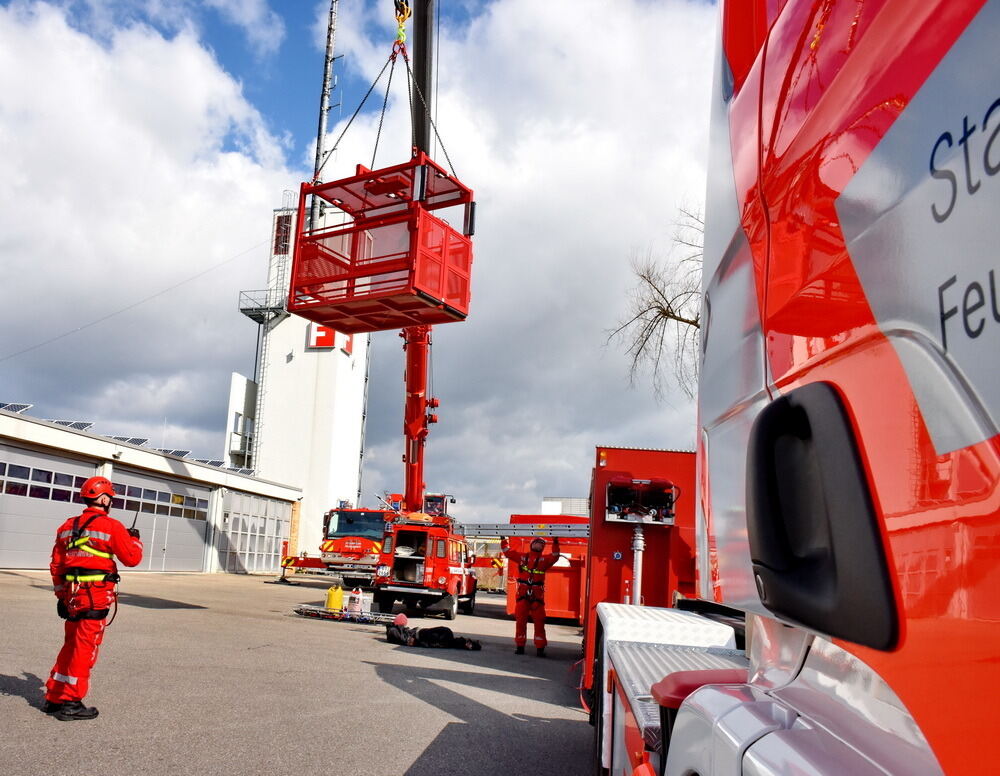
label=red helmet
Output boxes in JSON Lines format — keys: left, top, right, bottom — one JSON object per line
{"left": 80, "top": 476, "right": 115, "bottom": 501}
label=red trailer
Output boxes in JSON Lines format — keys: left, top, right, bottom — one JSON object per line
{"left": 581, "top": 447, "right": 698, "bottom": 698}
{"left": 503, "top": 514, "right": 589, "bottom": 623}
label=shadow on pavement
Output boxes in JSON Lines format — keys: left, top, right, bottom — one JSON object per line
{"left": 367, "top": 660, "right": 589, "bottom": 776}
{"left": 0, "top": 671, "right": 46, "bottom": 710}
{"left": 117, "top": 592, "right": 207, "bottom": 610}
{"left": 0, "top": 570, "right": 53, "bottom": 592}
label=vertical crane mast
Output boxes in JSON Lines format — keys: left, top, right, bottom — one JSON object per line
{"left": 310, "top": 0, "right": 339, "bottom": 232}
{"left": 401, "top": 0, "right": 436, "bottom": 513}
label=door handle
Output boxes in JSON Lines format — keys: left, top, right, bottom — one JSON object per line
{"left": 746, "top": 381, "right": 897, "bottom": 650}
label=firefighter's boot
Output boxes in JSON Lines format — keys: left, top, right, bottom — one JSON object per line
{"left": 515, "top": 645, "right": 525, "bottom": 655}
{"left": 41, "top": 700, "right": 62, "bottom": 714}
{"left": 536, "top": 647, "right": 546, "bottom": 658}
{"left": 55, "top": 701, "right": 99, "bottom": 721}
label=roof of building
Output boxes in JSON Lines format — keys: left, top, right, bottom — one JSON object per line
{"left": 0, "top": 407, "right": 300, "bottom": 500}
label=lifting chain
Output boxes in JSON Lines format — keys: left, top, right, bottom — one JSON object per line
{"left": 315, "top": 0, "right": 458, "bottom": 179}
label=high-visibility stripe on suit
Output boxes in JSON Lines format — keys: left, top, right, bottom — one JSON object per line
{"left": 46, "top": 506, "right": 143, "bottom": 704}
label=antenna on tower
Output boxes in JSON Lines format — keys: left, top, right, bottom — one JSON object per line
{"left": 310, "top": 0, "right": 341, "bottom": 233}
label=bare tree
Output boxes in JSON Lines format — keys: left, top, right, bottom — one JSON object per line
{"left": 611, "top": 206, "right": 703, "bottom": 400}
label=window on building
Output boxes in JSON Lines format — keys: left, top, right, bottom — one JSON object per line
{"left": 31, "top": 469, "right": 52, "bottom": 483}
{"left": 5, "top": 481, "right": 27, "bottom": 496}
{"left": 233, "top": 412, "right": 243, "bottom": 434}
{"left": 273, "top": 214, "right": 292, "bottom": 255}
{"left": 8, "top": 465, "right": 29, "bottom": 479}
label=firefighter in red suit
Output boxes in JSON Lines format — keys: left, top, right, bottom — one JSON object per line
{"left": 501, "top": 536, "right": 560, "bottom": 657}
{"left": 44, "top": 476, "right": 143, "bottom": 721}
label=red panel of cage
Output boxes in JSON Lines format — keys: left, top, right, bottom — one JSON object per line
{"left": 288, "top": 152, "right": 475, "bottom": 334}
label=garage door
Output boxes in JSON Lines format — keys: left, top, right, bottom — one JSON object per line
{"left": 219, "top": 490, "right": 291, "bottom": 573}
{"left": 110, "top": 468, "right": 212, "bottom": 572}
{"left": 0, "top": 443, "right": 98, "bottom": 569}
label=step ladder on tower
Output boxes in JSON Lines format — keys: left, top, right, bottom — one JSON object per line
{"left": 238, "top": 201, "right": 294, "bottom": 470}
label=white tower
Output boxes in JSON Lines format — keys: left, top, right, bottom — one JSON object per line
{"left": 231, "top": 197, "right": 370, "bottom": 554}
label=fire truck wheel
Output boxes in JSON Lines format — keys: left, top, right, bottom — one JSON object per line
{"left": 443, "top": 595, "right": 458, "bottom": 620}
{"left": 459, "top": 592, "right": 476, "bottom": 615}
{"left": 373, "top": 594, "right": 394, "bottom": 614}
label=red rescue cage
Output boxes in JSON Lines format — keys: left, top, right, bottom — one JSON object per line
{"left": 288, "top": 151, "right": 475, "bottom": 333}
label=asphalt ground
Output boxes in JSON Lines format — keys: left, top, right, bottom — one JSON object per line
{"left": 0, "top": 570, "right": 592, "bottom": 776}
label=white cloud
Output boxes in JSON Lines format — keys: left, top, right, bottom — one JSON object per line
{"left": 49, "top": 0, "right": 284, "bottom": 58}
{"left": 325, "top": 0, "right": 715, "bottom": 520}
{"left": 0, "top": 0, "right": 716, "bottom": 522}
{"left": 0, "top": 2, "right": 296, "bottom": 451}
{"left": 204, "top": 0, "right": 285, "bottom": 57}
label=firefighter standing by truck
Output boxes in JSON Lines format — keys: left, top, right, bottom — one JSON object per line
{"left": 501, "top": 536, "right": 560, "bottom": 656}
{"left": 44, "top": 476, "right": 143, "bottom": 721}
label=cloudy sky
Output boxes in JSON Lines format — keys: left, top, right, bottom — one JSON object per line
{"left": 0, "top": 0, "right": 716, "bottom": 521}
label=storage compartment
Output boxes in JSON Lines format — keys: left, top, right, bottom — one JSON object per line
{"left": 392, "top": 529, "right": 429, "bottom": 583}
{"left": 605, "top": 475, "right": 678, "bottom": 525}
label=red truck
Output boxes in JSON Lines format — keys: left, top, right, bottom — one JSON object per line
{"left": 318, "top": 507, "right": 388, "bottom": 588}
{"left": 371, "top": 495, "right": 477, "bottom": 619}
{"left": 589, "top": 2, "right": 1000, "bottom": 775}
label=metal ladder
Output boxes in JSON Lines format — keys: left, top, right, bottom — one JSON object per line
{"left": 250, "top": 242, "right": 291, "bottom": 471}
{"left": 457, "top": 522, "right": 591, "bottom": 539}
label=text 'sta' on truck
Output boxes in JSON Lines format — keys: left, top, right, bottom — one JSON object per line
{"left": 590, "top": 1, "right": 1000, "bottom": 774}
{"left": 371, "top": 493, "right": 477, "bottom": 619}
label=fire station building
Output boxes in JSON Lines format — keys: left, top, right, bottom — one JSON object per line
{"left": 0, "top": 408, "right": 300, "bottom": 573}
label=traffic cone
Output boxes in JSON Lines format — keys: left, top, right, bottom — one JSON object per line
{"left": 325, "top": 584, "right": 344, "bottom": 611}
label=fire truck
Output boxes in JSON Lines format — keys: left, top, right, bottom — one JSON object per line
{"left": 587, "top": 2, "right": 1000, "bottom": 775}
{"left": 371, "top": 494, "right": 477, "bottom": 619}
{"left": 318, "top": 505, "right": 388, "bottom": 587}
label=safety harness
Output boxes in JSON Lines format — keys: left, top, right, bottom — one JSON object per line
{"left": 66, "top": 512, "right": 113, "bottom": 561}
{"left": 58, "top": 511, "right": 120, "bottom": 622}
{"left": 515, "top": 556, "right": 549, "bottom": 603}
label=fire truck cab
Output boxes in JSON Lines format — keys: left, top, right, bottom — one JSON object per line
{"left": 319, "top": 506, "right": 390, "bottom": 587}
{"left": 371, "top": 494, "right": 476, "bottom": 619}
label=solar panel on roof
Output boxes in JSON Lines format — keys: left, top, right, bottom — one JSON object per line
{"left": 0, "top": 402, "right": 33, "bottom": 413}
{"left": 156, "top": 448, "right": 191, "bottom": 458}
{"left": 49, "top": 420, "right": 94, "bottom": 431}
{"left": 108, "top": 436, "right": 150, "bottom": 446}
{"left": 228, "top": 467, "right": 255, "bottom": 476}
{"left": 193, "top": 459, "right": 226, "bottom": 467}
